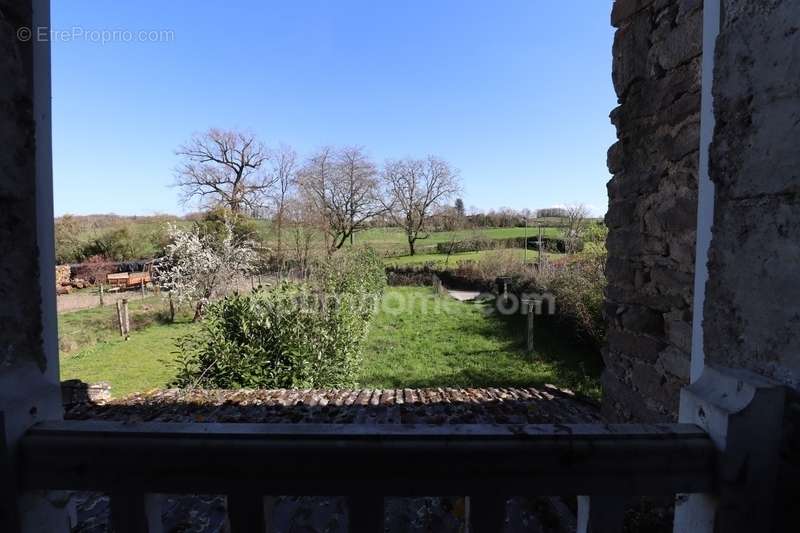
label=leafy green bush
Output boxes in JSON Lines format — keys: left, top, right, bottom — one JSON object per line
{"left": 173, "top": 249, "right": 385, "bottom": 389}
{"left": 583, "top": 221, "right": 608, "bottom": 244}
{"left": 435, "top": 235, "right": 582, "bottom": 254}
{"left": 436, "top": 235, "right": 497, "bottom": 254}
{"left": 55, "top": 215, "right": 86, "bottom": 264}
{"left": 196, "top": 208, "right": 262, "bottom": 248}
{"left": 312, "top": 248, "right": 386, "bottom": 306}
{"left": 81, "top": 228, "right": 152, "bottom": 262}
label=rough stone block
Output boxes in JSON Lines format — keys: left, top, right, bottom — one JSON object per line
{"left": 612, "top": 12, "right": 653, "bottom": 97}
{"left": 650, "top": 5, "right": 702, "bottom": 70}
{"left": 611, "top": 0, "right": 656, "bottom": 27}
{"left": 621, "top": 304, "right": 666, "bottom": 339}
{"left": 606, "top": 329, "right": 668, "bottom": 363}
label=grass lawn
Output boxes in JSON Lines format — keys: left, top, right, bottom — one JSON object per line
{"left": 360, "top": 287, "right": 602, "bottom": 399}
{"left": 58, "top": 295, "right": 170, "bottom": 355}
{"left": 58, "top": 287, "right": 601, "bottom": 399}
{"left": 60, "top": 320, "right": 196, "bottom": 397}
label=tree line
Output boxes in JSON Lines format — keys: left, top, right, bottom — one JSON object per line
{"left": 175, "top": 128, "right": 461, "bottom": 256}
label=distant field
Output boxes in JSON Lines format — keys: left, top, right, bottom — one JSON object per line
{"left": 384, "top": 248, "right": 541, "bottom": 267}
{"left": 353, "top": 226, "right": 556, "bottom": 245}
{"left": 344, "top": 226, "right": 556, "bottom": 255}
{"left": 59, "top": 213, "right": 566, "bottom": 262}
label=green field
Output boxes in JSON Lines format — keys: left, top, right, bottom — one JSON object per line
{"left": 58, "top": 287, "right": 600, "bottom": 399}
{"left": 57, "top": 215, "right": 559, "bottom": 263}
{"left": 361, "top": 287, "right": 600, "bottom": 397}
{"left": 58, "top": 295, "right": 170, "bottom": 355}
{"left": 60, "top": 321, "right": 195, "bottom": 397}
{"left": 352, "top": 226, "right": 556, "bottom": 245}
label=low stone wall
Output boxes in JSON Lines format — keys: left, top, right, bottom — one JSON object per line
{"left": 60, "top": 379, "right": 111, "bottom": 408}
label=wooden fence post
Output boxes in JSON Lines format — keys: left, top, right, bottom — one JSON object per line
{"left": 116, "top": 301, "right": 125, "bottom": 338}
{"left": 140, "top": 279, "right": 145, "bottom": 300}
{"left": 432, "top": 274, "right": 444, "bottom": 295}
{"left": 538, "top": 226, "right": 543, "bottom": 269}
{"left": 526, "top": 301, "right": 535, "bottom": 358}
{"left": 168, "top": 292, "right": 175, "bottom": 323}
{"left": 122, "top": 299, "right": 130, "bottom": 340}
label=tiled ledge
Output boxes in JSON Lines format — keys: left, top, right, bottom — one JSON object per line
{"left": 65, "top": 386, "right": 603, "bottom": 424}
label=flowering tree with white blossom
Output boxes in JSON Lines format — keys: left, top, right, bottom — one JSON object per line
{"left": 155, "top": 222, "right": 256, "bottom": 321}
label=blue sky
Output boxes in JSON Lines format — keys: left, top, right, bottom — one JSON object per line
{"left": 51, "top": 1, "right": 617, "bottom": 217}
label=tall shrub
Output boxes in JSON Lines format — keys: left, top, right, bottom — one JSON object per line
{"left": 174, "top": 249, "right": 385, "bottom": 389}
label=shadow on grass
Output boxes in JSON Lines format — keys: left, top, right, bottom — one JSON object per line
{"left": 444, "top": 300, "right": 603, "bottom": 396}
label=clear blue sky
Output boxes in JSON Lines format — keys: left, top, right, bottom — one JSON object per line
{"left": 52, "top": 1, "right": 617, "bottom": 217}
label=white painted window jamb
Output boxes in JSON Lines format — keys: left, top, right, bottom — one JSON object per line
{"left": 690, "top": 0, "right": 721, "bottom": 383}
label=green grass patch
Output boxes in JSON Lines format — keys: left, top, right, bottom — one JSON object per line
{"left": 360, "top": 287, "right": 602, "bottom": 399}
{"left": 60, "top": 319, "right": 197, "bottom": 397}
{"left": 57, "top": 295, "right": 174, "bottom": 355}
{"left": 257, "top": 225, "right": 563, "bottom": 256}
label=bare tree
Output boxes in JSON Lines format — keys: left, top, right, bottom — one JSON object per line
{"left": 562, "top": 203, "right": 590, "bottom": 254}
{"left": 381, "top": 156, "right": 461, "bottom": 255}
{"left": 175, "top": 129, "right": 276, "bottom": 214}
{"left": 268, "top": 144, "right": 298, "bottom": 259}
{"left": 284, "top": 196, "right": 323, "bottom": 276}
{"left": 298, "top": 146, "right": 385, "bottom": 253}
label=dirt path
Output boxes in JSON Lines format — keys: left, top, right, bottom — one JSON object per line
{"left": 57, "top": 290, "right": 149, "bottom": 313}
{"left": 56, "top": 275, "right": 276, "bottom": 313}
{"left": 446, "top": 289, "right": 481, "bottom": 301}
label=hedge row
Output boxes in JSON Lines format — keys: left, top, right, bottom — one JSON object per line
{"left": 435, "top": 236, "right": 582, "bottom": 254}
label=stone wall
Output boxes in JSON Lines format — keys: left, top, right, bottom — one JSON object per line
{"left": 0, "top": 0, "right": 45, "bottom": 371}
{"left": 705, "top": 0, "right": 799, "bottom": 398}
{"left": 604, "top": 0, "right": 702, "bottom": 422}
{"left": 704, "top": 1, "right": 800, "bottom": 529}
